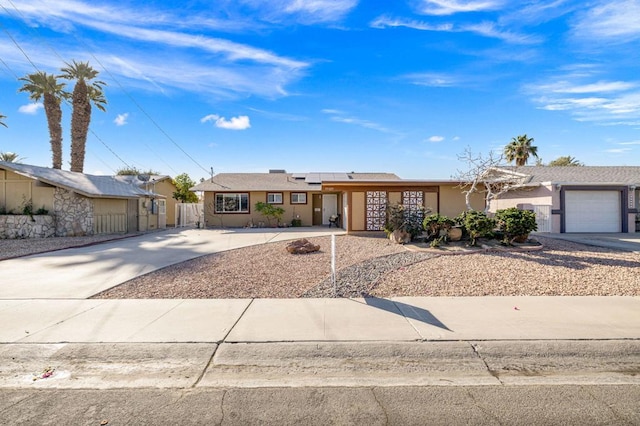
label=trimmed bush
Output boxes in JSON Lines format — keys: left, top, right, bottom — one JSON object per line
{"left": 495, "top": 207, "right": 537, "bottom": 244}
{"left": 462, "top": 210, "right": 495, "bottom": 246}
{"left": 422, "top": 213, "right": 455, "bottom": 239}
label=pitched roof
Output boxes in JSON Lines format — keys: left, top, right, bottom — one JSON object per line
{"left": 0, "top": 162, "right": 159, "bottom": 199}
{"left": 496, "top": 166, "right": 640, "bottom": 185}
{"left": 191, "top": 172, "right": 402, "bottom": 192}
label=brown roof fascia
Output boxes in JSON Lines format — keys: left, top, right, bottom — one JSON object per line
{"left": 322, "top": 180, "right": 464, "bottom": 192}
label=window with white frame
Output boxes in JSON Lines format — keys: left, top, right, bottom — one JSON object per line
{"left": 267, "top": 192, "right": 283, "bottom": 204}
{"left": 291, "top": 192, "right": 307, "bottom": 204}
{"left": 215, "top": 193, "right": 249, "bottom": 213}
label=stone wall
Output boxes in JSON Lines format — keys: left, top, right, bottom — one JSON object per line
{"left": 53, "top": 187, "right": 94, "bottom": 236}
{"left": 0, "top": 215, "right": 55, "bottom": 239}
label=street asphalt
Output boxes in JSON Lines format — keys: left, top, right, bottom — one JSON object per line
{"left": 0, "top": 227, "right": 639, "bottom": 424}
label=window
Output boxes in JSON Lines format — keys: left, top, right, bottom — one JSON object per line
{"left": 215, "top": 193, "right": 249, "bottom": 213}
{"left": 267, "top": 192, "right": 283, "bottom": 204}
{"left": 291, "top": 192, "right": 307, "bottom": 204}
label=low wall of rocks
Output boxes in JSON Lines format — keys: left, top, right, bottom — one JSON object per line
{"left": 0, "top": 215, "right": 56, "bottom": 239}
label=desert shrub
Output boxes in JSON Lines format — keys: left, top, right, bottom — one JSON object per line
{"left": 495, "top": 207, "right": 537, "bottom": 244}
{"left": 422, "top": 213, "right": 455, "bottom": 239}
{"left": 462, "top": 210, "right": 495, "bottom": 246}
{"left": 384, "top": 203, "right": 428, "bottom": 240}
{"left": 255, "top": 202, "right": 285, "bottom": 227}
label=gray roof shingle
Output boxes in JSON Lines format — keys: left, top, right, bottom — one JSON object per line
{"left": 497, "top": 166, "right": 640, "bottom": 185}
{"left": 191, "top": 172, "right": 402, "bottom": 192}
{"left": 0, "top": 162, "right": 158, "bottom": 199}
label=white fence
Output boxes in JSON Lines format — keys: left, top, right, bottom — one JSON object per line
{"left": 532, "top": 205, "right": 552, "bottom": 233}
{"left": 175, "top": 203, "right": 204, "bottom": 228}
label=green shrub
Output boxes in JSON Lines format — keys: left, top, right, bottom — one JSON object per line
{"left": 495, "top": 207, "right": 537, "bottom": 244}
{"left": 422, "top": 213, "right": 455, "bottom": 239}
{"left": 384, "top": 203, "right": 428, "bottom": 240}
{"left": 462, "top": 210, "right": 495, "bottom": 246}
{"left": 21, "top": 199, "right": 33, "bottom": 216}
{"left": 255, "top": 201, "right": 285, "bottom": 227}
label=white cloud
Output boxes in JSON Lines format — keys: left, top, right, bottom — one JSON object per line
{"left": 201, "top": 114, "right": 251, "bottom": 130}
{"left": 428, "top": 135, "right": 445, "bottom": 142}
{"left": 114, "top": 113, "right": 129, "bottom": 126}
{"left": 415, "top": 0, "right": 504, "bottom": 15}
{"left": 239, "top": 0, "right": 358, "bottom": 24}
{"left": 283, "top": 0, "right": 358, "bottom": 23}
{"left": 403, "top": 72, "right": 459, "bottom": 87}
{"left": 0, "top": 1, "right": 308, "bottom": 99}
{"left": 618, "top": 140, "right": 640, "bottom": 145}
{"left": 453, "top": 136, "right": 461, "bottom": 141}
{"left": 370, "top": 16, "right": 453, "bottom": 31}
{"left": 525, "top": 73, "right": 640, "bottom": 126}
{"left": 371, "top": 16, "right": 540, "bottom": 44}
{"left": 18, "top": 103, "right": 43, "bottom": 114}
{"left": 605, "top": 148, "right": 632, "bottom": 153}
{"left": 322, "top": 109, "right": 391, "bottom": 133}
{"left": 572, "top": 0, "right": 640, "bottom": 42}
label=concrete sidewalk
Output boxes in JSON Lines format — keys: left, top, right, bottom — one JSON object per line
{"left": 1, "top": 296, "right": 638, "bottom": 343}
{"left": 0, "top": 296, "right": 638, "bottom": 389}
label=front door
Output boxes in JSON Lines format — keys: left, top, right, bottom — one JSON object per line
{"left": 322, "top": 194, "right": 338, "bottom": 225}
{"left": 312, "top": 194, "right": 323, "bottom": 225}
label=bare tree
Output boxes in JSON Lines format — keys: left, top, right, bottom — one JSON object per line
{"left": 454, "top": 147, "right": 527, "bottom": 213}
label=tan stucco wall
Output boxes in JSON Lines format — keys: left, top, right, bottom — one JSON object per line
{"left": 439, "top": 184, "right": 484, "bottom": 217}
{"left": 489, "top": 185, "right": 555, "bottom": 212}
{"left": 389, "top": 191, "right": 401, "bottom": 205}
{"left": 424, "top": 192, "right": 438, "bottom": 213}
{"left": 203, "top": 191, "right": 316, "bottom": 228}
{"left": 154, "top": 179, "right": 177, "bottom": 226}
{"left": 0, "top": 170, "right": 54, "bottom": 212}
{"left": 93, "top": 198, "right": 128, "bottom": 234}
{"left": 93, "top": 198, "right": 127, "bottom": 215}
{"left": 352, "top": 192, "right": 365, "bottom": 231}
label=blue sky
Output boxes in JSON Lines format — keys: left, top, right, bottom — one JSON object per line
{"left": 0, "top": 0, "right": 639, "bottom": 181}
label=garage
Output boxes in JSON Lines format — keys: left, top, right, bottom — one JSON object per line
{"left": 565, "top": 190, "right": 621, "bottom": 233}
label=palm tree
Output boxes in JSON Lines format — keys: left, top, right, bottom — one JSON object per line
{"left": 59, "top": 60, "right": 107, "bottom": 173}
{"left": 18, "top": 72, "right": 67, "bottom": 169}
{"left": 548, "top": 156, "right": 583, "bottom": 166}
{"left": 504, "top": 134, "right": 538, "bottom": 166}
{"left": 0, "top": 151, "right": 25, "bottom": 162}
{"left": 0, "top": 113, "right": 6, "bottom": 127}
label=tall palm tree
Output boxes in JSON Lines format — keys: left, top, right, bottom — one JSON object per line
{"left": 0, "top": 113, "right": 6, "bottom": 127}
{"left": 504, "top": 134, "right": 538, "bottom": 166}
{"left": 18, "top": 72, "right": 67, "bottom": 169}
{"left": 59, "top": 60, "right": 107, "bottom": 173}
{"left": 0, "top": 151, "right": 25, "bottom": 162}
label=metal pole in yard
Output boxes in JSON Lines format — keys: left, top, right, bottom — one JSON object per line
{"left": 331, "top": 234, "right": 336, "bottom": 296}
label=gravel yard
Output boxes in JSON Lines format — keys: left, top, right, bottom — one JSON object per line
{"left": 2, "top": 232, "right": 638, "bottom": 298}
{"left": 92, "top": 234, "right": 640, "bottom": 299}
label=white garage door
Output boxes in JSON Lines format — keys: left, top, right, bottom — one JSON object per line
{"left": 565, "top": 190, "right": 620, "bottom": 232}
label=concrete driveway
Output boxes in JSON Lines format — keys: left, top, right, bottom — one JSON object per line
{"left": 0, "top": 227, "right": 345, "bottom": 299}
{"left": 538, "top": 233, "right": 640, "bottom": 252}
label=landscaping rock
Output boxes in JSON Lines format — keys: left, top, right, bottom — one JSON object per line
{"left": 286, "top": 239, "right": 320, "bottom": 254}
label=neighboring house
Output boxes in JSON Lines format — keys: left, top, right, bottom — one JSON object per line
{"left": 191, "top": 170, "right": 484, "bottom": 232}
{"left": 114, "top": 174, "right": 178, "bottom": 227}
{"left": 487, "top": 166, "right": 640, "bottom": 233}
{"left": 0, "top": 162, "right": 164, "bottom": 237}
